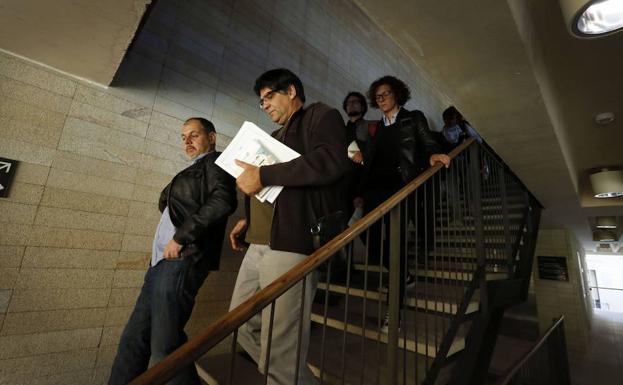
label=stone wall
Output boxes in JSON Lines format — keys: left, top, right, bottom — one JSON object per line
{"left": 0, "top": 0, "right": 451, "bottom": 383}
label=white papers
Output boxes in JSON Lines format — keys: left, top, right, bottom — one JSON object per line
{"left": 215, "top": 121, "right": 300, "bottom": 203}
{"left": 347, "top": 140, "right": 360, "bottom": 159}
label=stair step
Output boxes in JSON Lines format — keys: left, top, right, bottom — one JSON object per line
{"left": 434, "top": 236, "right": 507, "bottom": 245}
{"left": 416, "top": 268, "right": 507, "bottom": 282}
{"left": 428, "top": 247, "right": 508, "bottom": 258}
{"left": 353, "top": 262, "right": 508, "bottom": 281}
{"left": 317, "top": 277, "right": 479, "bottom": 315}
{"left": 435, "top": 203, "right": 525, "bottom": 214}
{"left": 307, "top": 325, "right": 431, "bottom": 385}
{"left": 195, "top": 352, "right": 264, "bottom": 385}
{"left": 310, "top": 297, "right": 467, "bottom": 357}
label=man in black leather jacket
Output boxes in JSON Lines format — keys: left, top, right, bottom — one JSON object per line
{"left": 108, "top": 118, "right": 237, "bottom": 385}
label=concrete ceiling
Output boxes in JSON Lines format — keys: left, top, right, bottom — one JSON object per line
{"left": 354, "top": 0, "right": 623, "bottom": 253}
{"left": 0, "top": 0, "right": 151, "bottom": 86}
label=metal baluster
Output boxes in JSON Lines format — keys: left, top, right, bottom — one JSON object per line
{"left": 340, "top": 244, "right": 353, "bottom": 385}
{"left": 360, "top": 229, "right": 371, "bottom": 385}
{"left": 413, "top": 188, "right": 419, "bottom": 384}
{"left": 402, "top": 199, "right": 408, "bottom": 385}
{"left": 432, "top": 172, "right": 439, "bottom": 358}
{"left": 482, "top": 151, "right": 493, "bottom": 275}
{"left": 499, "top": 166, "right": 512, "bottom": 273}
{"left": 423, "top": 180, "right": 430, "bottom": 370}
{"left": 263, "top": 301, "right": 276, "bottom": 385}
{"left": 376, "top": 215, "right": 386, "bottom": 385}
{"left": 294, "top": 277, "right": 307, "bottom": 385}
{"left": 319, "top": 258, "right": 333, "bottom": 385}
{"left": 387, "top": 204, "right": 401, "bottom": 385}
{"left": 458, "top": 152, "right": 469, "bottom": 309}
{"left": 469, "top": 144, "right": 487, "bottom": 312}
{"left": 227, "top": 329, "right": 238, "bottom": 385}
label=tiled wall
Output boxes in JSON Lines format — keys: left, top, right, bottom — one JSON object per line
{"left": 533, "top": 228, "right": 591, "bottom": 358}
{"left": 0, "top": 0, "right": 451, "bottom": 383}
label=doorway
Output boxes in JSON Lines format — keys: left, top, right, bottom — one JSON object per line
{"left": 586, "top": 254, "right": 623, "bottom": 312}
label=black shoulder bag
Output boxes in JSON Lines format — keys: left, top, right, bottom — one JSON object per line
{"left": 299, "top": 122, "right": 348, "bottom": 279}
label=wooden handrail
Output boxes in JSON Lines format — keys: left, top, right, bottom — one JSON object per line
{"left": 128, "top": 138, "right": 476, "bottom": 385}
{"left": 494, "top": 315, "right": 566, "bottom": 385}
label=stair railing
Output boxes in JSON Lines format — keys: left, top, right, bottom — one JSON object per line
{"left": 126, "top": 137, "right": 539, "bottom": 385}
{"left": 493, "top": 316, "right": 570, "bottom": 385}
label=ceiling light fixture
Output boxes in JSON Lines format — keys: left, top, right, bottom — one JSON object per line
{"left": 595, "top": 216, "right": 618, "bottom": 228}
{"left": 593, "top": 229, "right": 618, "bottom": 241}
{"left": 559, "top": 0, "right": 623, "bottom": 38}
{"left": 595, "top": 112, "right": 616, "bottom": 125}
{"left": 589, "top": 168, "right": 623, "bottom": 198}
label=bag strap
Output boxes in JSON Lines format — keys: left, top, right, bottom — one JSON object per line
{"left": 299, "top": 119, "right": 322, "bottom": 224}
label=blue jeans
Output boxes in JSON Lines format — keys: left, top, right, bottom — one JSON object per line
{"left": 108, "top": 258, "right": 207, "bottom": 385}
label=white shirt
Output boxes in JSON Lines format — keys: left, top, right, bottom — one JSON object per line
{"left": 382, "top": 107, "right": 402, "bottom": 126}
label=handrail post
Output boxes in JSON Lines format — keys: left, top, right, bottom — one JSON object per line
{"left": 469, "top": 144, "right": 488, "bottom": 312}
{"left": 387, "top": 204, "right": 401, "bottom": 385}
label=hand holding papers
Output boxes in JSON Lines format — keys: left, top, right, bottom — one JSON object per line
{"left": 215, "top": 121, "right": 300, "bottom": 203}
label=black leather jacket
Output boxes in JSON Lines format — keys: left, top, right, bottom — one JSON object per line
{"left": 395, "top": 108, "right": 442, "bottom": 183}
{"left": 158, "top": 151, "right": 237, "bottom": 270}
{"left": 361, "top": 108, "right": 441, "bottom": 192}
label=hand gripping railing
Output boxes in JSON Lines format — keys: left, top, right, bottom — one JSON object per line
{"left": 126, "top": 137, "right": 537, "bottom": 385}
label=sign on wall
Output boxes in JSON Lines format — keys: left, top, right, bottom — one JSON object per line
{"left": 0, "top": 157, "right": 18, "bottom": 198}
{"left": 537, "top": 256, "right": 569, "bottom": 281}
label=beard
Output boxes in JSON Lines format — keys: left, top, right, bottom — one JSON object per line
{"left": 347, "top": 110, "right": 362, "bottom": 117}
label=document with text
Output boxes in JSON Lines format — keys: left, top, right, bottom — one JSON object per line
{"left": 215, "top": 121, "right": 300, "bottom": 203}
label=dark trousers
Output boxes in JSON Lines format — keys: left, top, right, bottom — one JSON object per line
{"left": 108, "top": 258, "right": 208, "bottom": 385}
{"left": 363, "top": 184, "right": 435, "bottom": 309}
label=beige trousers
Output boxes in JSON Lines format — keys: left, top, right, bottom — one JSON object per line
{"left": 229, "top": 244, "right": 318, "bottom": 385}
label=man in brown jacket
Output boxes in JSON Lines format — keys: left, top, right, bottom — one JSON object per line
{"left": 228, "top": 68, "right": 350, "bottom": 385}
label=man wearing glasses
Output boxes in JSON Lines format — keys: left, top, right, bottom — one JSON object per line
{"left": 228, "top": 68, "right": 349, "bottom": 385}
{"left": 359, "top": 75, "right": 450, "bottom": 333}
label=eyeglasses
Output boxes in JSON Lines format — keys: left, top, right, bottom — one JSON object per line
{"left": 259, "top": 89, "right": 284, "bottom": 109}
{"left": 374, "top": 90, "right": 393, "bottom": 101}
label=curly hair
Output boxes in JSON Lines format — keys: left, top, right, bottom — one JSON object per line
{"left": 342, "top": 91, "right": 368, "bottom": 116}
{"left": 367, "top": 76, "right": 411, "bottom": 109}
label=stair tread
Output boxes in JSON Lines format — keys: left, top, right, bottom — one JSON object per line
{"left": 318, "top": 276, "right": 479, "bottom": 315}
{"left": 415, "top": 268, "right": 508, "bottom": 281}
{"left": 196, "top": 352, "right": 264, "bottom": 385}
{"left": 310, "top": 297, "right": 467, "bottom": 357}
{"left": 308, "top": 325, "right": 431, "bottom": 385}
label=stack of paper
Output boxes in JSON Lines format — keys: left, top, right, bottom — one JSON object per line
{"left": 215, "top": 121, "right": 300, "bottom": 203}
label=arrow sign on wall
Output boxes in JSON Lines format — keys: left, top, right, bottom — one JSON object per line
{"left": 0, "top": 157, "right": 18, "bottom": 198}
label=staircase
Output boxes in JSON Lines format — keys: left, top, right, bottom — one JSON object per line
{"left": 306, "top": 154, "right": 537, "bottom": 385}
{"left": 127, "top": 139, "right": 542, "bottom": 385}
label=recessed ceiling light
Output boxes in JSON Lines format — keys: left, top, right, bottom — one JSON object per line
{"left": 560, "top": 0, "right": 623, "bottom": 38}
{"left": 594, "top": 229, "right": 618, "bottom": 242}
{"left": 590, "top": 168, "right": 623, "bottom": 198}
{"left": 595, "top": 216, "right": 617, "bottom": 229}
{"left": 595, "top": 112, "right": 615, "bottom": 125}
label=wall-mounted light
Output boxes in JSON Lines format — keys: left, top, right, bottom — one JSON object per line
{"left": 559, "top": 0, "right": 623, "bottom": 38}
{"left": 589, "top": 168, "right": 623, "bottom": 198}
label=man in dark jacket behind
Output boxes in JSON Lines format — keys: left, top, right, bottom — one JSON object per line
{"left": 108, "top": 118, "right": 237, "bottom": 385}
{"left": 228, "top": 68, "right": 350, "bottom": 385}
